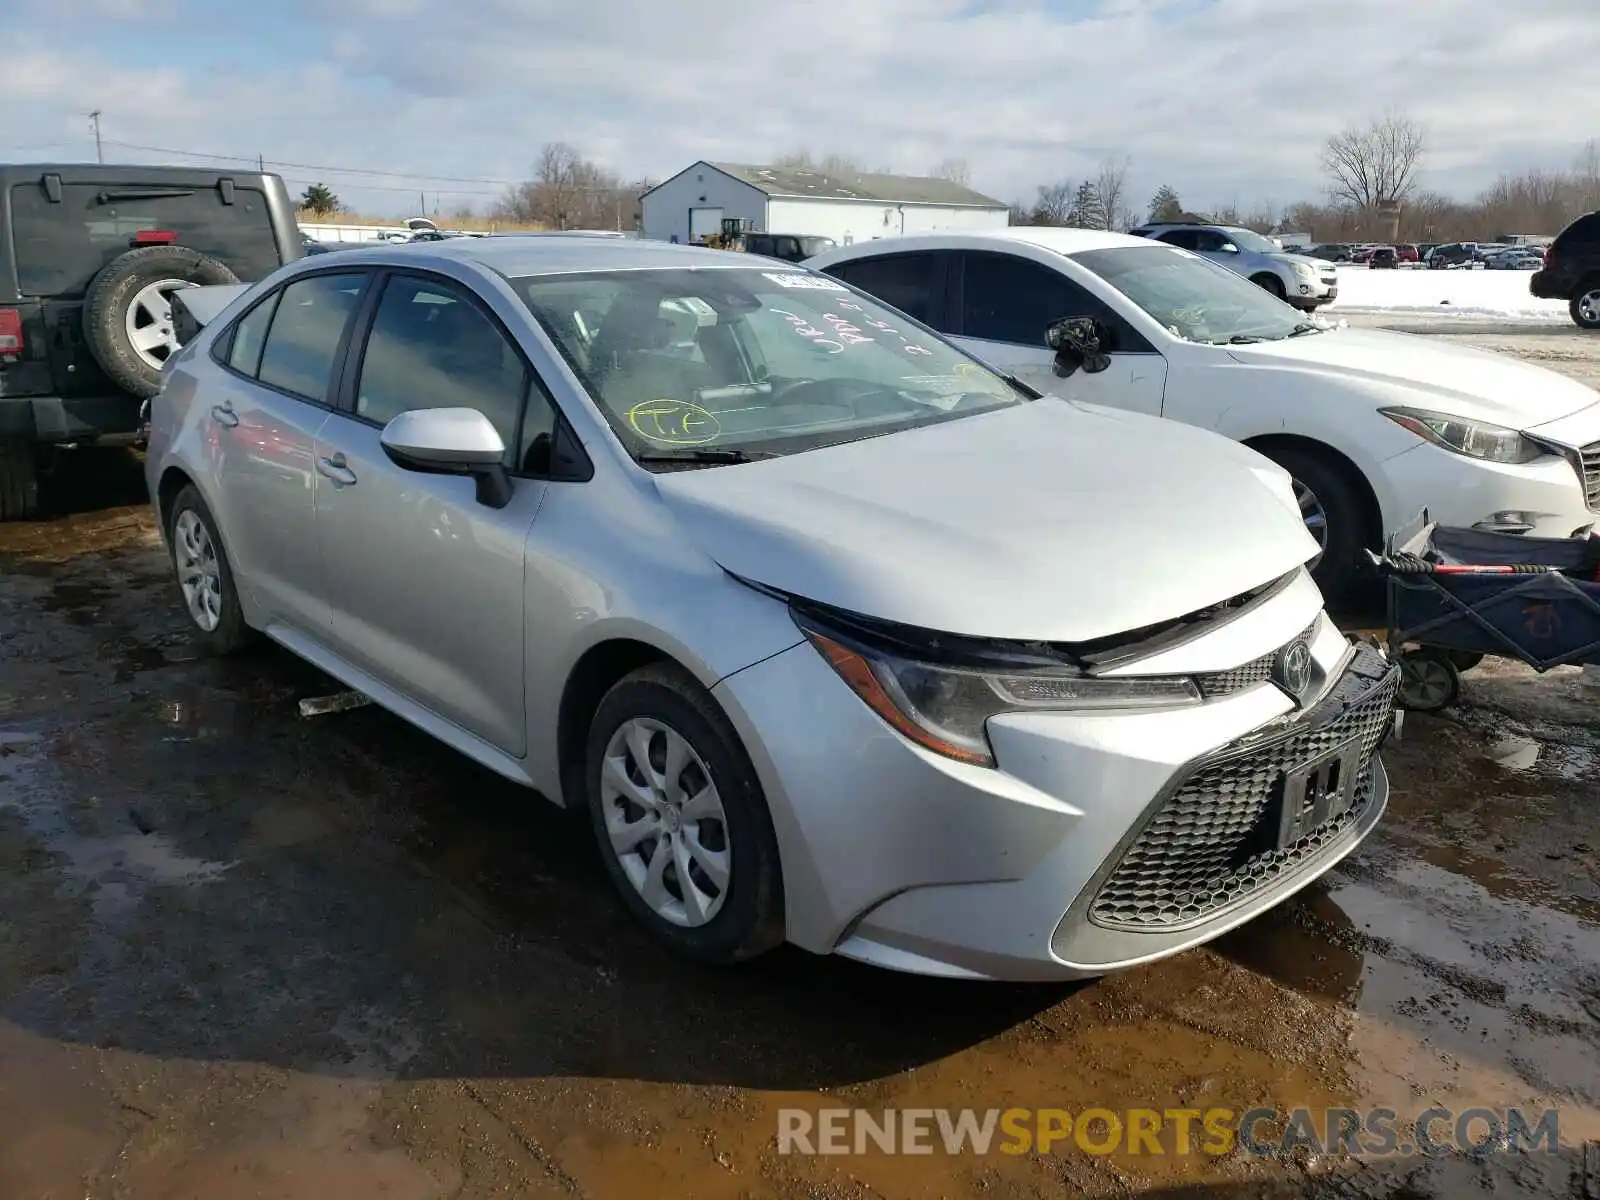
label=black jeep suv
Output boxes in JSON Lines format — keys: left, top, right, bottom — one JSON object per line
{"left": 0, "top": 164, "right": 303, "bottom": 519}
{"left": 1530, "top": 211, "right": 1600, "bottom": 330}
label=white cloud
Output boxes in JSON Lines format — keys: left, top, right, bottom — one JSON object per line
{"left": 2, "top": 0, "right": 1595, "bottom": 216}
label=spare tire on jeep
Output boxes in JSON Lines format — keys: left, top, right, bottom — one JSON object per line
{"left": 82, "top": 245, "right": 239, "bottom": 398}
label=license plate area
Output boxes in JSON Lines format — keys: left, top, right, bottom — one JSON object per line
{"left": 1277, "top": 735, "right": 1365, "bottom": 849}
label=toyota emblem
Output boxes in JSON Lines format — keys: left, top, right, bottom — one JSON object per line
{"left": 1274, "top": 639, "right": 1313, "bottom": 703}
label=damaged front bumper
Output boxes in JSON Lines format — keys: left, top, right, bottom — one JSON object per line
{"left": 713, "top": 575, "right": 1401, "bottom": 982}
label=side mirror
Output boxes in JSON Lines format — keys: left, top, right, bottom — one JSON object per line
{"left": 1219, "top": 242, "right": 1240, "bottom": 254}
{"left": 380, "top": 408, "right": 513, "bottom": 508}
{"left": 1045, "top": 316, "right": 1113, "bottom": 376}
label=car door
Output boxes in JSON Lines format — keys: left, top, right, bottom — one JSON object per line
{"left": 947, "top": 251, "right": 1166, "bottom": 414}
{"left": 209, "top": 269, "right": 371, "bottom": 631}
{"left": 311, "top": 270, "right": 552, "bottom": 756}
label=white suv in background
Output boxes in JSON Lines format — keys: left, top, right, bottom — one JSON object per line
{"left": 806, "top": 228, "right": 1600, "bottom": 601}
{"left": 1129, "top": 222, "right": 1338, "bottom": 310}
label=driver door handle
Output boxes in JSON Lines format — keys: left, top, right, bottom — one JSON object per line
{"left": 211, "top": 402, "right": 239, "bottom": 428}
{"left": 315, "top": 452, "right": 357, "bottom": 487}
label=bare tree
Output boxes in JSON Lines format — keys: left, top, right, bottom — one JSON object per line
{"left": 930, "top": 157, "right": 971, "bottom": 186}
{"left": 1094, "top": 156, "right": 1131, "bottom": 231}
{"left": 1321, "top": 112, "right": 1426, "bottom": 211}
{"left": 493, "top": 141, "right": 630, "bottom": 230}
{"left": 1031, "top": 180, "right": 1074, "bottom": 225}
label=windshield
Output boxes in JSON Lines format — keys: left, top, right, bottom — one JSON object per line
{"left": 514, "top": 267, "right": 1026, "bottom": 462}
{"left": 1070, "top": 245, "right": 1313, "bottom": 344}
{"left": 1220, "top": 228, "right": 1282, "bottom": 254}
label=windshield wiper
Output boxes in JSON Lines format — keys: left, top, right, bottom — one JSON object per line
{"left": 95, "top": 189, "right": 196, "bottom": 203}
{"left": 1287, "top": 322, "right": 1323, "bottom": 337}
{"left": 1225, "top": 334, "right": 1266, "bottom": 344}
{"left": 635, "top": 447, "right": 771, "bottom": 468}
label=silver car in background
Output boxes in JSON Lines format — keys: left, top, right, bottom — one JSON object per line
{"left": 143, "top": 237, "right": 1398, "bottom": 981}
{"left": 1130, "top": 222, "right": 1339, "bottom": 310}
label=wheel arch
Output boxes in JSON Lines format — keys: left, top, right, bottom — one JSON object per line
{"left": 155, "top": 463, "right": 198, "bottom": 535}
{"left": 555, "top": 637, "right": 680, "bottom": 811}
{"left": 1242, "top": 433, "right": 1384, "bottom": 547}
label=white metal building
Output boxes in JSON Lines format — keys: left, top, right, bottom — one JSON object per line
{"left": 640, "top": 162, "right": 1011, "bottom": 247}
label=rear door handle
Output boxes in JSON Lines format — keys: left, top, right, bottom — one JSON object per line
{"left": 211, "top": 402, "right": 239, "bottom": 428}
{"left": 315, "top": 452, "right": 357, "bottom": 487}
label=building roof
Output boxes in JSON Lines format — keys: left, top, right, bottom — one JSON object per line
{"left": 690, "top": 162, "right": 1007, "bottom": 209}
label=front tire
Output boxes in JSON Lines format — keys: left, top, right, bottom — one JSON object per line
{"left": 1253, "top": 274, "right": 1287, "bottom": 300}
{"left": 1570, "top": 283, "right": 1600, "bottom": 330}
{"left": 585, "top": 663, "right": 784, "bottom": 965}
{"left": 167, "top": 484, "right": 254, "bottom": 655}
{"left": 1258, "top": 445, "right": 1368, "bottom": 605}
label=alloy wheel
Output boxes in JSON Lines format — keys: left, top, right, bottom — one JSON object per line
{"left": 173, "top": 509, "right": 223, "bottom": 632}
{"left": 124, "top": 278, "right": 194, "bottom": 370}
{"left": 599, "top": 717, "right": 731, "bottom": 927}
{"left": 1578, "top": 289, "right": 1600, "bottom": 328}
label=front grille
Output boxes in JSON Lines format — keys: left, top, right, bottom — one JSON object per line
{"left": 1088, "top": 645, "right": 1399, "bottom": 932}
{"left": 1579, "top": 441, "right": 1600, "bottom": 510}
{"left": 1194, "top": 619, "right": 1317, "bottom": 699}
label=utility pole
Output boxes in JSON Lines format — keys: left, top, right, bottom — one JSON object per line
{"left": 88, "top": 110, "right": 103, "bottom": 163}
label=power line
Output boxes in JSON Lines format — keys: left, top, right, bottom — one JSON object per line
{"left": 102, "top": 138, "right": 520, "bottom": 185}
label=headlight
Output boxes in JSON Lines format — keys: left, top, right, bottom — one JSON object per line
{"left": 796, "top": 615, "right": 1201, "bottom": 767}
{"left": 1294, "top": 263, "right": 1317, "bottom": 281}
{"left": 1379, "top": 407, "right": 1544, "bottom": 464}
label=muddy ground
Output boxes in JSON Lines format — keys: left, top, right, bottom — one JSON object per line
{"left": 1, "top": 320, "right": 1598, "bottom": 1200}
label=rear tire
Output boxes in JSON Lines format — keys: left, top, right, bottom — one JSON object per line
{"left": 83, "top": 246, "right": 239, "bottom": 399}
{"left": 1570, "top": 282, "right": 1600, "bottom": 330}
{"left": 585, "top": 663, "right": 784, "bottom": 965}
{"left": 166, "top": 484, "right": 254, "bottom": 656}
{"left": 0, "top": 438, "right": 40, "bottom": 521}
{"left": 1258, "top": 444, "right": 1369, "bottom": 605}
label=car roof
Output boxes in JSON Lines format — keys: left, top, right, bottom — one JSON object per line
{"left": 807, "top": 227, "right": 1150, "bottom": 267}
{"left": 336, "top": 233, "right": 766, "bottom": 278}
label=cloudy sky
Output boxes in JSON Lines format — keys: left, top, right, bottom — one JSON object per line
{"left": 4, "top": 0, "right": 1595, "bottom": 217}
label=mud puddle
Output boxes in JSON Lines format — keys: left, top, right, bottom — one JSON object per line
{"left": 1, "top": 500, "right": 1598, "bottom": 1197}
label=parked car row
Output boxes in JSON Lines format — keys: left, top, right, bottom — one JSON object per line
{"left": 140, "top": 228, "right": 1600, "bottom": 982}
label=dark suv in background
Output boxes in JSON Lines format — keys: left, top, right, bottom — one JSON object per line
{"left": 0, "top": 164, "right": 302, "bottom": 518}
{"left": 743, "top": 232, "right": 838, "bottom": 262}
{"left": 1530, "top": 211, "right": 1600, "bottom": 329}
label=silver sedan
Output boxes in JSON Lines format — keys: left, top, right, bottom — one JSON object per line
{"left": 143, "top": 236, "right": 1397, "bottom": 981}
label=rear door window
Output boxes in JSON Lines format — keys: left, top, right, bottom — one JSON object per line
{"left": 256, "top": 273, "right": 369, "bottom": 402}
{"left": 1155, "top": 230, "right": 1199, "bottom": 250}
{"left": 823, "top": 252, "right": 950, "bottom": 328}
{"left": 8, "top": 180, "right": 282, "bottom": 297}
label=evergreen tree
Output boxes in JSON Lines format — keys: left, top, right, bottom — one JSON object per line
{"left": 1147, "top": 184, "right": 1183, "bottom": 223}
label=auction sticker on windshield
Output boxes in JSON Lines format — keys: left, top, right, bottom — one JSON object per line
{"left": 626, "top": 399, "right": 722, "bottom": 445}
{"left": 762, "top": 273, "right": 848, "bottom": 291}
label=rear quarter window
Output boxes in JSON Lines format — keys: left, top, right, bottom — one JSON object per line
{"left": 8, "top": 181, "right": 283, "bottom": 297}
{"left": 1554, "top": 213, "right": 1600, "bottom": 250}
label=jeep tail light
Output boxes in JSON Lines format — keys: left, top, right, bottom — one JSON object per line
{"left": 0, "top": 309, "right": 22, "bottom": 356}
{"left": 133, "top": 230, "right": 178, "bottom": 245}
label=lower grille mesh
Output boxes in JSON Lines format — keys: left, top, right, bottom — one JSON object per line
{"left": 1088, "top": 646, "right": 1399, "bottom": 932}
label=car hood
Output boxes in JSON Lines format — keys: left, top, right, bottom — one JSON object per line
{"left": 1273, "top": 252, "right": 1331, "bottom": 269}
{"left": 652, "top": 400, "right": 1318, "bottom": 642}
{"left": 1225, "top": 327, "right": 1600, "bottom": 427}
